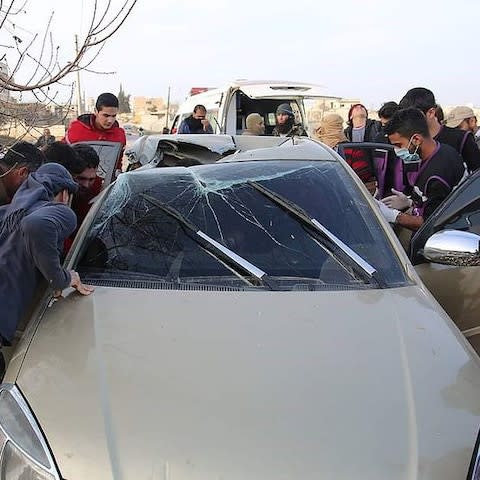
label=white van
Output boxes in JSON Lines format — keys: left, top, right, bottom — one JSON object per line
{"left": 171, "top": 80, "right": 340, "bottom": 136}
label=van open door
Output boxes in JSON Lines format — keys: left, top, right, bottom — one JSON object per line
{"left": 229, "top": 81, "right": 340, "bottom": 136}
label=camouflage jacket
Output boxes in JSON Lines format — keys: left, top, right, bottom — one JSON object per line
{"left": 272, "top": 124, "right": 308, "bottom": 137}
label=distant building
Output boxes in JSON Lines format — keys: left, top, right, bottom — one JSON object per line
{"left": 133, "top": 96, "right": 165, "bottom": 115}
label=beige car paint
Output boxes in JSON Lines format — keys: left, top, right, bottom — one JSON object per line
{"left": 3, "top": 137, "right": 480, "bottom": 479}
{"left": 14, "top": 285, "right": 480, "bottom": 480}
{"left": 415, "top": 262, "right": 480, "bottom": 351}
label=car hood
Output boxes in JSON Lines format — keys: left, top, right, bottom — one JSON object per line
{"left": 16, "top": 286, "right": 480, "bottom": 480}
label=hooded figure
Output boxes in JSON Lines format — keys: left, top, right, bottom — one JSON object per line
{"left": 0, "top": 163, "right": 79, "bottom": 345}
{"left": 314, "top": 114, "right": 347, "bottom": 149}
{"left": 243, "top": 113, "right": 265, "bottom": 136}
{"left": 272, "top": 103, "right": 307, "bottom": 137}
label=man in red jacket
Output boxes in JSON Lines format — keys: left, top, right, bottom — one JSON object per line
{"left": 65, "top": 92, "right": 126, "bottom": 169}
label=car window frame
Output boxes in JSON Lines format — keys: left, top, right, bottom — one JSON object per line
{"left": 410, "top": 168, "right": 480, "bottom": 264}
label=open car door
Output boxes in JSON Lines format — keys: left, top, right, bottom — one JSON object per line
{"left": 410, "top": 168, "right": 480, "bottom": 354}
{"left": 74, "top": 141, "right": 123, "bottom": 189}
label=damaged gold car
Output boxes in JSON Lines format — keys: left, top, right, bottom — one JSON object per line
{"left": 1, "top": 136, "right": 480, "bottom": 479}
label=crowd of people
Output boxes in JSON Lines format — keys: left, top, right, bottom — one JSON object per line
{"left": 0, "top": 85, "right": 479, "bottom": 376}
{"left": 0, "top": 92, "right": 128, "bottom": 375}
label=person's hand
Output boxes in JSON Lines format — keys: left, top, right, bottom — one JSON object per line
{"left": 69, "top": 270, "right": 95, "bottom": 296}
{"left": 374, "top": 198, "right": 400, "bottom": 223}
{"left": 381, "top": 188, "right": 412, "bottom": 210}
{"left": 201, "top": 119, "right": 210, "bottom": 130}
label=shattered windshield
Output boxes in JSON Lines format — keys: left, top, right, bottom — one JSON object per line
{"left": 75, "top": 160, "right": 409, "bottom": 290}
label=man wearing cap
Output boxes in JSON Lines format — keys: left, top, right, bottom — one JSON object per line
{"left": 0, "top": 163, "right": 94, "bottom": 376}
{"left": 446, "top": 106, "right": 480, "bottom": 149}
{"left": 0, "top": 141, "right": 45, "bottom": 206}
{"left": 272, "top": 103, "right": 307, "bottom": 137}
{"left": 399, "top": 88, "right": 480, "bottom": 173}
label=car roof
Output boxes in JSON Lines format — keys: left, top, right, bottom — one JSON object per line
{"left": 220, "top": 137, "right": 336, "bottom": 163}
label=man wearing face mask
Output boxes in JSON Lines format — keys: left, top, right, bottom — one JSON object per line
{"left": 377, "top": 108, "right": 464, "bottom": 231}
{"left": 399, "top": 88, "right": 480, "bottom": 173}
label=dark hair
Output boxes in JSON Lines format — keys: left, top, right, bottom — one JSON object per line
{"left": 398, "top": 87, "right": 436, "bottom": 114}
{"left": 2, "top": 141, "right": 45, "bottom": 171}
{"left": 95, "top": 92, "right": 119, "bottom": 111}
{"left": 378, "top": 101, "right": 399, "bottom": 120}
{"left": 384, "top": 108, "right": 430, "bottom": 138}
{"left": 72, "top": 144, "right": 100, "bottom": 169}
{"left": 435, "top": 105, "right": 445, "bottom": 124}
{"left": 193, "top": 104, "right": 207, "bottom": 113}
{"left": 44, "top": 142, "right": 86, "bottom": 175}
{"left": 347, "top": 103, "right": 368, "bottom": 126}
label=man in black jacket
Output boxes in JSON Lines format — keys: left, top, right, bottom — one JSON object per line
{"left": 178, "top": 105, "right": 214, "bottom": 134}
{"left": 344, "top": 103, "right": 381, "bottom": 142}
{"left": 399, "top": 87, "right": 480, "bottom": 173}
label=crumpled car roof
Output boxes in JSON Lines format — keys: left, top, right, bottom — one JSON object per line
{"left": 125, "top": 134, "right": 290, "bottom": 168}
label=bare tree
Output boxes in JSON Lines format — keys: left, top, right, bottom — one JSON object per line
{"left": 0, "top": 0, "right": 137, "bottom": 145}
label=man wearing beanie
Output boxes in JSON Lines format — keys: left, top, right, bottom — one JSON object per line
{"left": 0, "top": 163, "right": 94, "bottom": 375}
{"left": 272, "top": 103, "right": 307, "bottom": 137}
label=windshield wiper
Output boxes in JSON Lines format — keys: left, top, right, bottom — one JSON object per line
{"left": 140, "top": 193, "right": 272, "bottom": 289}
{"left": 248, "top": 181, "right": 384, "bottom": 287}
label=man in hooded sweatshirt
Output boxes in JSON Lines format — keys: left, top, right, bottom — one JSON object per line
{"left": 0, "top": 163, "right": 94, "bottom": 374}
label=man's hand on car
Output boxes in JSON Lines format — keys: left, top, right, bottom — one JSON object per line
{"left": 69, "top": 270, "right": 95, "bottom": 296}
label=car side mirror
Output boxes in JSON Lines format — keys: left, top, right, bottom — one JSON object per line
{"left": 423, "top": 230, "right": 480, "bottom": 266}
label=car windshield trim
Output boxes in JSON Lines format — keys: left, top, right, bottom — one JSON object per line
{"left": 140, "top": 193, "right": 271, "bottom": 289}
{"left": 247, "top": 180, "right": 383, "bottom": 287}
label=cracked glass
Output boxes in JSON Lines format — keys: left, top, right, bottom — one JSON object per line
{"left": 75, "top": 160, "right": 409, "bottom": 290}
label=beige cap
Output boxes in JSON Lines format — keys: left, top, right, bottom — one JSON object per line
{"left": 445, "top": 106, "right": 475, "bottom": 128}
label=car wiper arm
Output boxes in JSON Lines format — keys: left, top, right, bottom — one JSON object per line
{"left": 248, "top": 181, "right": 382, "bottom": 286}
{"left": 140, "top": 193, "right": 270, "bottom": 288}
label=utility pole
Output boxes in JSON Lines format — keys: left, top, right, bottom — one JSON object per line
{"left": 165, "top": 86, "right": 171, "bottom": 128}
{"left": 74, "top": 35, "right": 82, "bottom": 116}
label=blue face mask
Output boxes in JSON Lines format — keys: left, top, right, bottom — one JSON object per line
{"left": 395, "top": 136, "right": 421, "bottom": 164}
{"left": 395, "top": 148, "right": 421, "bottom": 164}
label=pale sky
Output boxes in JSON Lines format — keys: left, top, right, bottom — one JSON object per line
{"left": 2, "top": 0, "right": 480, "bottom": 108}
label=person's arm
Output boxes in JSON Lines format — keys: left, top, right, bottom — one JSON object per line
{"left": 22, "top": 205, "right": 76, "bottom": 290}
{"left": 461, "top": 133, "right": 480, "bottom": 173}
{"left": 394, "top": 212, "right": 424, "bottom": 231}
{"left": 177, "top": 120, "right": 189, "bottom": 134}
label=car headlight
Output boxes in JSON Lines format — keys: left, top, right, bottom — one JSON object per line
{"left": 0, "top": 385, "right": 60, "bottom": 480}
